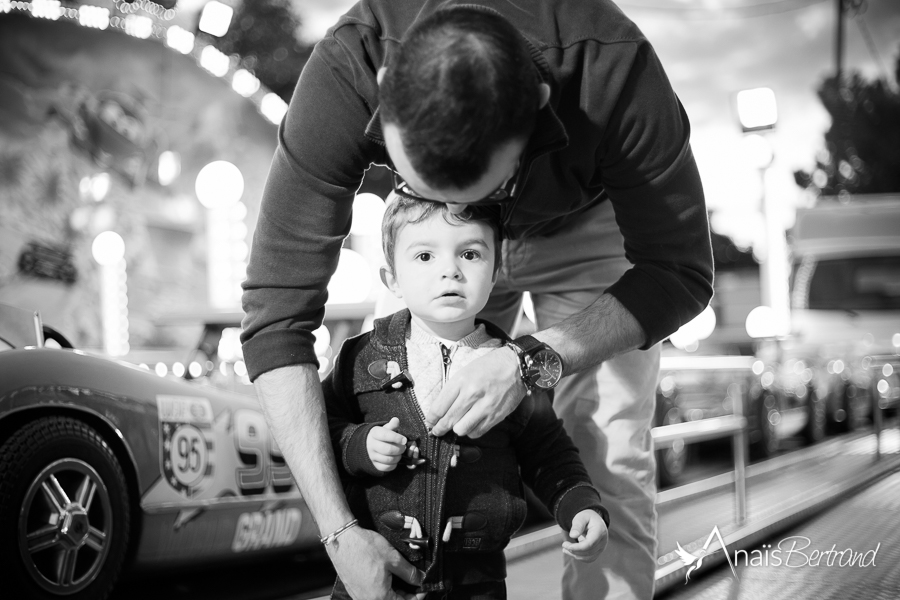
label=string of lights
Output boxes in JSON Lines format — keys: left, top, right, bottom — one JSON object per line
{"left": 618, "top": 0, "right": 829, "bottom": 19}
{"left": 0, "top": 0, "right": 288, "bottom": 124}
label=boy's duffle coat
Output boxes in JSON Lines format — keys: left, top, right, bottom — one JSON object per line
{"left": 323, "top": 310, "right": 608, "bottom": 594}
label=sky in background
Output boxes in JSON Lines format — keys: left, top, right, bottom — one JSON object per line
{"left": 291, "top": 0, "right": 900, "bottom": 251}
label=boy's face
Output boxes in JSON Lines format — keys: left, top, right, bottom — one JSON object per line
{"left": 382, "top": 212, "right": 497, "bottom": 337}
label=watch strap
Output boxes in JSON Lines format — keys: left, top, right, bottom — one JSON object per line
{"left": 511, "top": 334, "right": 544, "bottom": 356}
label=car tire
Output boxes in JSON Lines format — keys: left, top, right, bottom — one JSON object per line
{"left": 803, "top": 388, "right": 827, "bottom": 444}
{"left": 0, "top": 416, "right": 131, "bottom": 600}
{"left": 750, "top": 393, "right": 779, "bottom": 460}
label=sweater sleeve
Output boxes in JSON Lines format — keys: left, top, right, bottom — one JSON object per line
{"left": 240, "top": 32, "right": 383, "bottom": 382}
{"left": 512, "top": 394, "right": 609, "bottom": 531}
{"left": 596, "top": 41, "right": 714, "bottom": 348}
{"left": 322, "top": 337, "right": 385, "bottom": 479}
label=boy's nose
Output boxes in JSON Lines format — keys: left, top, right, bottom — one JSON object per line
{"left": 441, "top": 260, "right": 462, "bottom": 279}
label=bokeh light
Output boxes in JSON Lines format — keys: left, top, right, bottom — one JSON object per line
{"left": 351, "top": 193, "right": 386, "bottom": 236}
{"left": 92, "top": 231, "right": 125, "bottom": 266}
{"left": 196, "top": 161, "right": 244, "bottom": 209}
{"left": 328, "top": 248, "right": 372, "bottom": 304}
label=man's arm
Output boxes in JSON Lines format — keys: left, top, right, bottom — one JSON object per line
{"left": 427, "top": 294, "right": 643, "bottom": 437}
{"left": 255, "top": 365, "right": 423, "bottom": 600}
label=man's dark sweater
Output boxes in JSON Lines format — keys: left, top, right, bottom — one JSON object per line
{"left": 240, "top": 0, "right": 714, "bottom": 381}
{"left": 323, "top": 311, "right": 608, "bottom": 594}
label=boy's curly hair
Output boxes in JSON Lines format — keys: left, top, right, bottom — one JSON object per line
{"left": 381, "top": 195, "right": 503, "bottom": 275}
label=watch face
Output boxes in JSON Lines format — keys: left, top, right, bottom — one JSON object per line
{"left": 532, "top": 349, "right": 563, "bottom": 388}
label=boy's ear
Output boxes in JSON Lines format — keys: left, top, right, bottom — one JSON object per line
{"left": 380, "top": 266, "right": 403, "bottom": 298}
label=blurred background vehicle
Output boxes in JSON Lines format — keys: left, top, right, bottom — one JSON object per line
{"left": 755, "top": 196, "right": 900, "bottom": 438}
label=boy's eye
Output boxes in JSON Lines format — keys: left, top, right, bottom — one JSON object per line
{"left": 461, "top": 250, "right": 481, "bottom": 261}
{"left": 415, "top": 252, "right": 433, "bottom": 262}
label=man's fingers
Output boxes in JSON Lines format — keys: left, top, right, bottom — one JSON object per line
{"left": 465, "top": 410, "right": 501, "bottom": 438}
{"left": 432, "top": 390, "right": 482, "bottom": 436}
{"left": 386, "top": 552, "right": 425, "bottom": 586}
{"left": 453, "top": 412, "right": 488, "bottom": 438}
{"left": 426, "top": 384, "right": 460, "bottom": 433}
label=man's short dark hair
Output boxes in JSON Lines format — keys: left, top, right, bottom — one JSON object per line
{"left": 379, "top": 8, "right": 540, "bottom": 191}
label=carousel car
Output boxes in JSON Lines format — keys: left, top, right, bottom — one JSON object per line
{"left": 0, "top": 303, "right": 321, "bottom": 600}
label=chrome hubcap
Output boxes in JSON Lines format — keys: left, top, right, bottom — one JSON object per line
{"left": 19, "top": 458, "right": 112, "bottom": 594}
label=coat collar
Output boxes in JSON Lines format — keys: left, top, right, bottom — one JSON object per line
{"left": 371, "top": 309, "right": 512, "bottom": 350}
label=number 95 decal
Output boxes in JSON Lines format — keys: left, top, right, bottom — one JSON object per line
{"left": 158, "top": 396, "right": 215, "bottom": 497}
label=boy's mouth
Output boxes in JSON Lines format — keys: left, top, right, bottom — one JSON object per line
{"left": 439, "top": 292, "right": 462, "bottom": 298}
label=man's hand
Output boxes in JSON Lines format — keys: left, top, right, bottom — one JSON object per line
{"left": 367, "top": 417, "right": 408, "bottom": 473}
{"left": 426, "top": 346, "right": 526, "bottom": 438}
{"left": 327, "top": 526, "right": 426, "bottom": 600}
{"left": 561, "top": 510, "right": 609, "bottom": 563}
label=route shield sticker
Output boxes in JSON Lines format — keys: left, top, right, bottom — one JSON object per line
{"left": 157, "top": 395, "right": 215, "bottom": 497}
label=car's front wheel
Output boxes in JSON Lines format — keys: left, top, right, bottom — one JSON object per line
{"left": 0, "top": 416, "right": 131, "bottom": 600}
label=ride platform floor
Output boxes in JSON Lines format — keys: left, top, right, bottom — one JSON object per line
{"left": 503, "top": 426, "right": 900, "bottom": 599}
{"left": 657, "top": 462, "right": 900, "bottom": 599}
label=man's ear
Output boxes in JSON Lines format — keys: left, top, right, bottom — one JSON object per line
{"left": 377, "top": 66, "right": 388, "bottom": 86}
{"left": 380, "top": 265, "right": 403, "bottom": 298}
{"left": 538, "top": 83, "right": 551, "bottom": 109}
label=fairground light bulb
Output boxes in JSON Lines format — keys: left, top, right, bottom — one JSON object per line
{"left": 92, "top": 231, "right": 125, "bottom": 266}
{"left": 196, "top": 161, "right": 244, "bottom": 209}
{"left": 736, "top": 87, "right": 777, "bottom": 131}
{"left": 198, "top": 1, "right": 233, "bottom": 37}
{"left": 158, "top": 151, "right": 181, "bottom": 186}
{"left": 745, "top": 305, "right": 776, "bottom": 339}
{"left": 669, "top": 305, "right": 717, "bottom": 349}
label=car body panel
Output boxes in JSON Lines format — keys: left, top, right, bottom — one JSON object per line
{"left": 1, "top": 330, "right": 319, "bottom": 569}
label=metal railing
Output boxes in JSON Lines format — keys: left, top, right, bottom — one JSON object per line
{"left": 652, "top": 412, "right": 748, "bottom": 524}
{"left": 869, "top": 354, "right": 900, "bottom": 461}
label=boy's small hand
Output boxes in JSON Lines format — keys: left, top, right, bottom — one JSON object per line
{"left": 561, "top": 510, "right": 608, "bottom": 563}
{"left": 367, "top": 417, "right": 408, "bottom": 473}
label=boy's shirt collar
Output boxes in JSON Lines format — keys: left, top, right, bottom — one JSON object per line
{"left": 408, "top": 318, "right": 493, "bottom": 350}
{"left": 371, "top": 309, "right": 512, "bottom": 350}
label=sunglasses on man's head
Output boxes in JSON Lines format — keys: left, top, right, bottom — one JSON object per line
{"left": 388, "top": 159, "right": 519, "bottom": 206}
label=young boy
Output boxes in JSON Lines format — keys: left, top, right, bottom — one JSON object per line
{"left": 323, "top": 197, "right": 609, "bottom": 599}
